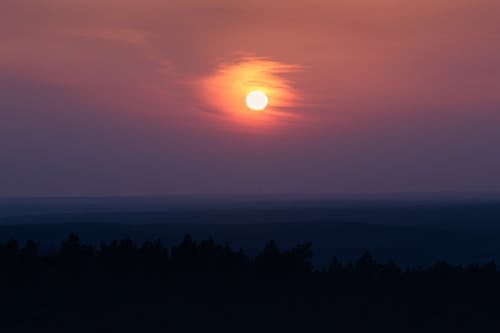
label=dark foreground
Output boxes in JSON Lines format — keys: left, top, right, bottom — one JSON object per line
{"left": 2, "top": 235, "right": 499, "bottom": 332}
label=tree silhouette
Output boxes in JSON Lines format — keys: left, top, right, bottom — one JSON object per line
{"left": 1, "top": 234, "right": 500, "bottom": 332}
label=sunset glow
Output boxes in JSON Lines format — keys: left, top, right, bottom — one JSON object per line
{"left": 2, "top": 0, "right": 500, "bottom": 196}
{"left": 197, "top": 57, "right": 302, "bottom": 128}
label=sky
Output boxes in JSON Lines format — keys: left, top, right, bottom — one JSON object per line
{"left": 1, "top": 0, "right": 500, "bottom": 197}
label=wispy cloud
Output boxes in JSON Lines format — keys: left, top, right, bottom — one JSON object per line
{"left": 194, "top": 56, "right": 303, "bottom": 128}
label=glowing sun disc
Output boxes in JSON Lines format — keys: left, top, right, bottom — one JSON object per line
{"left": 246, "top": 90, "right": 268, "bottom": 111}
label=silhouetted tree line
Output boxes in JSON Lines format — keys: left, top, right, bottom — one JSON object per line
{"left": 0, "top": 234, "right": 314, "bottom": 277}
{"left": 1, "top": 233, "right": 497, "bottom": 276}
{"left": 1, "top": 234, "right": 500, "bottom": 332}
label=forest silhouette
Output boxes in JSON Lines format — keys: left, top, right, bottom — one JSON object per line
{"left": 1, "top": 234, "right": 500, "bottom": 332}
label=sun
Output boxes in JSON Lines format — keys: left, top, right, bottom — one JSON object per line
{"left": 246, "top": 90, "right": 268, "bottom": 111}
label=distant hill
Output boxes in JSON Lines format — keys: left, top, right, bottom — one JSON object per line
{"left": 2, "top": 198, "right": 500, "bottom": 230}
{"left": 2, "top": 198, "right": 500, "bottom": 267}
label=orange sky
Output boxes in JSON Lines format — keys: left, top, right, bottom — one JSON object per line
{"left": 1, "top": 0, "right": 500, "bottom": 196}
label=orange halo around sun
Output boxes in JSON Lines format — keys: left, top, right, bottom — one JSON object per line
{"left": 198, "top": 57, "right": 302, "bottom": 127}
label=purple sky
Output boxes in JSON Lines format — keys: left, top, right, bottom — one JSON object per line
{"left": 1, "top": 0, "right": 500, "bottom": 197}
